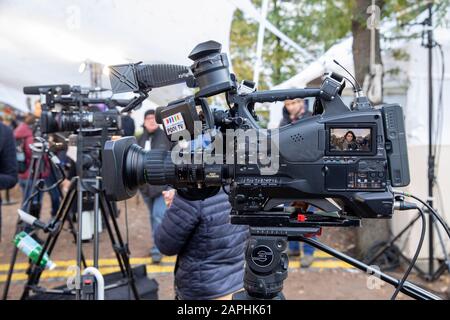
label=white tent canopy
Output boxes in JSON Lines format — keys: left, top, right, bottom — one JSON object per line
{"left": 0, "top": 0, "right": 237, "bottom": 112}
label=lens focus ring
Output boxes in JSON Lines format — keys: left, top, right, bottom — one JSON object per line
{"left": 143, "top": 150, "right": 175, "bottom": 185}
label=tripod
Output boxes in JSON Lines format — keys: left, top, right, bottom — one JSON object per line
{"left": 2, "top": 175, "right": 140, "bottom": 300}
{"left": 233, "top": 226, "right": 441, "bottom": 300}
{"left": 25, "top": 176, "right": 139, "bottom": 300}
{"left": 365, "top": 3, "right": 450, "bottom": 280}
{"left": 230, "top": 206, "right": 444, "bottom": 300}
{"left": 365, "top": 210, "right": 450, "bottom": 281}
{"left": 2, "top": 136, "right": 67, "bottom": 299}
{"left": 422, "top": 1, "right": 449, "bottom": 280}
{"left": 2, "top": 130, "right": 140, "bottom": 300}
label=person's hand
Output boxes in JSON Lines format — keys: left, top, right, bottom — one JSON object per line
{"left": 162, "top": 189, "right": 176, "bottom": 207}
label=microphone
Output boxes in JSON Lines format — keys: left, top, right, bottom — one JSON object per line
{"left": 23, "top": 84, "right": 71, "bottom": 95}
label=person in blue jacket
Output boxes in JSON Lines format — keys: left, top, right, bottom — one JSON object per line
{"left": 154, "top": 188, "right": 249, "bottom": 300}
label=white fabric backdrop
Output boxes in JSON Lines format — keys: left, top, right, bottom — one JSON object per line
{"left": 0, "top": 0, "right": 237, "bottom": 112}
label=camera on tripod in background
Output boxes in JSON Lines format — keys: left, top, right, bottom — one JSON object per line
{"left": 4, "top": 85, "right": 145, "bottom": 300}
{"left": 22, "top": 85, "right": 123, "bottom": 135}
{"left": 21, "top": 84, "right": 130, "bottom": 179}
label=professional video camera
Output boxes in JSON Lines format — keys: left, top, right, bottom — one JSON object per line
{"left": 100, "top": 41, "right": 447, "bottom": 300}
{"left": 3, "top": 85, "right": 145, "bottom": 300}
{"left": 102, "top": 41, "right": 450, "bottom": 299}
{"left": 103, "top": 40, "right": 410, "bottom": 222}
{"left": 23, "top": 84, "right": 127, "bottom": 134}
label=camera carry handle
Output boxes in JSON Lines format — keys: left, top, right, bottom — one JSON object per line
{"left": 228, "top": 74, "right": 353, "bottom": 130}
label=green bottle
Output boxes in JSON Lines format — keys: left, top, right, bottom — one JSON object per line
{"left": 14, "top": 231, "right": 56, "bottom": 270}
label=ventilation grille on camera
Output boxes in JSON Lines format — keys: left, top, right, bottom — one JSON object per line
{"left": 290, "top": 133, "right": 304, "bottom": 143}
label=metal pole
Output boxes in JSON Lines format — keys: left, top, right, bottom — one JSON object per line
{"left": 300, "top": 236, "right": 441, "bottom": 300}
{"left": 253, "top": 0, "right": 269, "bottom": 87}
{"left": 426, "top": 2, "right": 434, "bottom": 276}
{"left": 76, "top": 178, "right": 83, "bottom": 300}
{"left": 93, "top": 178, "right": 100, "bottom": 268}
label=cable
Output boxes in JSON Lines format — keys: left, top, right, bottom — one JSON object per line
{"left": 433, "top": 43, "right": 445, "bottom": 175}
{"left": 22, "top": 161, "right": 66, "bottom": 209}
{"left": 124, "top": 199, "right": 131, "bottom": 300}
{"left": 333, "top": 59, "right": 362, "bottom": 92}
{"left": 342, "top": 75, "right": 358, "bottom": 93}
{"left": 398, "top": 191, "right": 450, "bottom": 239}
{"left": 391, "top": 206, "right": 426, "bottom": 300}
{"left": 124, "top": 200, "right": 130, "bottom": 245}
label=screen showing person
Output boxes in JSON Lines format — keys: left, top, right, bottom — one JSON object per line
{"left": 329, "top": 128, "right": 371, "bottom": 152}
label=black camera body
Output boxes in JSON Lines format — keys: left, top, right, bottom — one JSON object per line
{"left": 23, "top": 84, "right": 131, "bottom": 184}
{"left": 103, "top": 40, "right": 410, "bottom": 222}
{"left": 228, "top": 103, "right": 409, "bottom": 220}
{"left": 23, "top": 84, "right": 126, "bottom": 135}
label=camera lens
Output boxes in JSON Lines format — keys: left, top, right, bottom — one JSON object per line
{"left": 123, "top": 145, "right": 176, "bottom": 191}
{"left": 124, "top": 144, "right": 146, "bottom": 190}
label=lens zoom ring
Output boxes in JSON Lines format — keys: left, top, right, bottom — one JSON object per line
{"left": 144, "top": 150, "right": 175, "bottom": 185}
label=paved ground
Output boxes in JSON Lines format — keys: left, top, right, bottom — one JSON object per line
{"left": 1, "top": 187, "right": 449, "bottom": 300}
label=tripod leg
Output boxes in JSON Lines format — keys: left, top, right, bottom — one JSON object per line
{"left": 367, "top": 213, "right": 422, "bottom": 265}
{"left": 20, "top": 182, "right": 78, "bottom": 299}
{"left": 75, "top": 179, "right": 84, "bottom": 300}
{"left": 93, "top": 180, "right": 100, "bottom": 268}
{"left": 99, "top": 197, "right": 126, "bottom": 275}
{"left": 1, "top": 219, "right": 21, "bottom": 300}
{"left": 8, "top": 153, "right": 44, "bottom": 299}
{"left": 300, "top": 236, "right": 441, "bottom": 300}
{"left": 1, "top": 247, "right": 19, "bottom": 300}
{"left": 99, "top": 193, "right": 140, "bottom": 300}
{"left": 430, "top": 217, "right": 450, "bottom": 281}
{"left": 66, "top": 218, "right": 88, "bottom": 268}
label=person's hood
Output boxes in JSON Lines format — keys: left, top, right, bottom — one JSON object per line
{"left": 14, "top": 122, "right": 33, "bottom": 139}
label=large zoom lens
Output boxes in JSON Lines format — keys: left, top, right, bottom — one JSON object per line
{"left": 124, "top": 144, "right": 176, "bottom": 190}
{"left": 40, "top": 110, "right": 121, "bottom": 134}
{"left": 102, "top": 137, "right": 228, "bottom": 201}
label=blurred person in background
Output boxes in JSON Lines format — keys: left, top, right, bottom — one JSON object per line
{"left": 279, "top": 98, "right": 312, "bottom": 127}
{"left": 0, "top": 121, "right": 18, "bottom": 231}
{"left": 14, "top": 113, "right": 60, "bottom": 218}
{"left": 14, "top": 113, "right": 41, "bottom": 202}
{"left": 121, "top": 114, "right": 135, "bottom": 137}
{"left": 280, "top": 98, "right": 316, "bottom": 267}
{"left": 1, "top": 107, "right": 18, "bottom": 130}
{"left": 137, "top": 109, "right": 172, "bottom": 263}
